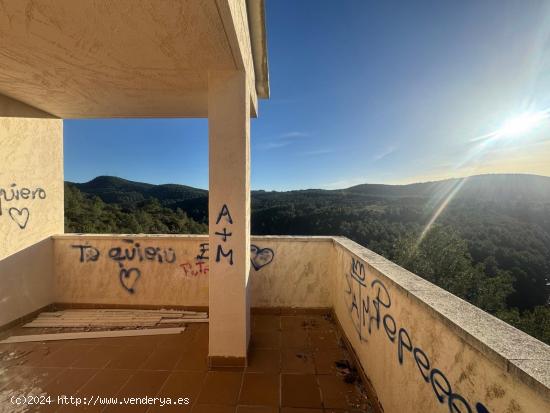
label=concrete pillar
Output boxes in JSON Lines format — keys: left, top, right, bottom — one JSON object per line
{"left": 208, "top": 71, "right": 251, "bottom": 367}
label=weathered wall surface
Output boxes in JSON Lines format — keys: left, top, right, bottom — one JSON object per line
{"left": 332, "top": 237, "right": 550, "bottom": 413}
{"left": 53, "top": 235, "right": 333, "bottom": 308}
{"left": 248, "top": 237, "right": 333, "bottom": 308}
{"left": 0, "top": 238, "right": 54, "bottom": 327}
{"left": 0, "top": 117, "right": 63, "bottom": 260}
{"left": 0, "top": 113, "right": 62, "bottom": 327}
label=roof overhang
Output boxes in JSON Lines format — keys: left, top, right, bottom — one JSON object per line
{"left": 0, "top": 0, "right": 269, "bottom": 119}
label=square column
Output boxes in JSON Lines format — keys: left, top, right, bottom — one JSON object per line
{"left": 208, "top": 71, "right": 251, "bottom": 367}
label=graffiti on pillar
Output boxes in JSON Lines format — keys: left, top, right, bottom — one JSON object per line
{"left": 214, "top": 204, "right": 234, "bottom": 265}
{"left": 343, "top": 255, "right": 492, "bottom": 413}
{"left": 250, "top": 245, "right": 274, "bottom": 270}
{"left": 0, "top": 183, "right": 47, "bottom": 229}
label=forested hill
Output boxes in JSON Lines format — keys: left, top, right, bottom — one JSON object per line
{"left": 71, "top": 175, "right": 207, "bottom": 205}
{"left": 65, "top": 173, "right": 550, "bottom": 344}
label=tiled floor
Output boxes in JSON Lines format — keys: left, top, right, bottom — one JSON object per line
{"left": 0, "top": 313, "right": 373, "bottom": 412}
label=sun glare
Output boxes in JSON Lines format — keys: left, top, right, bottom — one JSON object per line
{"left": 495, "top": 111, "right": 548, "bottom": 138}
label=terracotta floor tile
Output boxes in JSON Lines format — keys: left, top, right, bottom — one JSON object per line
{"left": 36, "top": 343, "right": 96, "bottom": 368}
{"left": 174, "top": 346, "right": 208, "bottom": 372}
{"left": 281, "top": 329, "right": 309, "bottom": 349}
{"left": 16, "top": 342, "right": 67, "bottom": 367}
{"left": 192, "top": 405, "right": 236, "bottom": 413}
{"left": 116, "top": 370, "right": 169, "bottom": 397}
{"left": 246, "top": 348, "right": 280, "bottom": 373}
{"left": 197, "top": 371, "right": 243, "bottom": 405}
{"left": 71, "top": 345, "right": 121, "bottom": 369}
{"left": 141, "top": 346, "right": 184, "bottom": 371}
{"left": 281, "top": 349, "right": 315, "bottom": 374}
{"left": 0, "top": 313, "right": 372, "bottom": 413}
{"left": 308, "top": 331, "right": 341, "bottom": 351}
{"left": 281, "top": 374, "right": 322, "bottom": 408}
{"left": 303, "top": 315, "right": 336, "bottom": 331}
{"left": 157, "top": 371, "right": 205, "bottom": 402}
{"left": 191, "top": 326, "right": 209, "bottom": 347}
{"left": 158, "top": 330, "right": 197, "bottom": 349}
{"left": 313, "top": 349, "right": 349, "bottom": 375}
{"left": 281, "top": 316, "right": 308, "bottom": 331}
{"left": 73, "top": 369, "right": 133, "bottom": 413}
{"left": 147, "top": 394, "right": 193, "bottom": 413}
{"left": 253, "top": 315, "right": 280, "bottom": 331}
{"left": 106, "top": 346, "right": 154, "bottom": 370}
{"left": 238, "top": 373, "right": 279, "bottom": 406}
{"left": 250, "top": 331, "right": 281, "bottom": 350}
{"left": 236, "top": 406, "right": 279, "bottom": 413}
{"left": 103, "top": 335, "right": 161, "bottom": 348}
{"left": 103, "top": 370, "right": 169, "bottom": 413}
{"left": 42, "top": 368, "right": 99, "bottom": 397}
{"left": 317, "top": 375, "right": 364, "bottom": 409}
{"left": 77, "top": 368, "right": 132, "bottom": 397}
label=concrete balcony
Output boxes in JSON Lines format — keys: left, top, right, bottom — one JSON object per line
{"left": 1, "top": 234, "right": 548, "bottom": 412}
{"left": 0, "top": 1, "right": 548, "bottom": 411}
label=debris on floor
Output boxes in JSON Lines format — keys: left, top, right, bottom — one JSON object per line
{"left": 0, "top": 327, "right": 187, "bottom": 344}
{"left": 0, "top": 308, "right": 208, "bottom": 344}
{"left": 335, "top": 358, "right": 359, "bottom": 383}
{"left": 23, "top": 308, "right": 208, "bottom": 328}
{"left": 0, "top": 349, "right": 32, "bottom": 363}
{"left": 334, "top": 358, "right": 375, "bottom": 411}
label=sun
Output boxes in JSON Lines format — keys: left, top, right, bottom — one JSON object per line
{"left": 495, "top": 111, "right": 548, "bottom": 138}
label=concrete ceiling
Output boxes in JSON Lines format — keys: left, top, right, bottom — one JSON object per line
{"left": 0, "top": 0, "right": 266, "bottom": 118}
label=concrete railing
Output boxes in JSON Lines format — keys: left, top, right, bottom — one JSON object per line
{"left": 1, "top": 233, "right": 548, "bottom": 412}
{"left": 51, "top": 234, "right": 334, "bottom": 309}
{"left": 332, "top": 236, "right": 550, "bottom": 413}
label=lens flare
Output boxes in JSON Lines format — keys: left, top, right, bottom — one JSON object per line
{"left": 417, "top": 108, "right": 550, "bottom": 248}
{"left": 496, "top": 111, "right": 548, "bottom": 138}
{"left": 472, "top": 109, "right": 550, "bottom": 143}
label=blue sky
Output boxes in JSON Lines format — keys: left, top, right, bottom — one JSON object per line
{"left": 65, "top": 0, "right": 550, "bottom": 190}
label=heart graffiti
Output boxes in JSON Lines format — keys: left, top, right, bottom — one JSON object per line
{"left": 119, "top": 267, "right": 141, "bottom": 294}
{"left": 250, "top": 245, "right": 274, "bottom": 271}
{"left": 8, "top": 207, "right": 30, "bottom": 229}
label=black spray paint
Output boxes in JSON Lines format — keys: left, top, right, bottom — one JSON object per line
{"left": 344, "top": 256, "right": 491, "bottom": 413}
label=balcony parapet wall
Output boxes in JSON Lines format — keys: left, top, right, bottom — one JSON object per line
{"left": 332, "top": 236, "right": 550, "bottom": 413}
{"left": 52, "top": 234, "right": 333, "bottom": 309}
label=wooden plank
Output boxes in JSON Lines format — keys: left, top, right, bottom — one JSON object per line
{"left": 31, "top": 316, "right": 163, "bottom": 322}
{"left": 41, "top": 310, "right": 207, "bottom": 317}
{"left": 0, "top": 327, "right": 187, "bottom": 344}
{"left": 63, "top": 309, "right": 203, "bottom": 314}
{"left": 158, "top": 318, "right": 209, "bottom": 324}
{"left": 24, "top": 321, "right": 160, "bottom": 328}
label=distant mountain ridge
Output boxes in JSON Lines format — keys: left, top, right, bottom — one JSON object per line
{"left": 345, "top": 174, "right": 550, "bottom": 202}
{"left": 67, "top": 173, "right": 550, "bottom": 205}
{"left": 69, "top": 176, "right": 208, "bottom": 206}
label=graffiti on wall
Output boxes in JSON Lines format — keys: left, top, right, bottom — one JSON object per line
{"left": 344, "top": 257, "right": 491, "bottom": 413}
{"left": 250, "top": 245, "right": 274, "bottom": 270}
{"left": 72, "top": 239, "right": 177, "bottom": 294}
{"left": 0, "top": 184, "right": 47, "bottom": 229}
{"left": 180, "top": 242, "right": 210, "bottom": 277}
{"left": 71, "top": 238, "right": 276, "bottom": 293}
